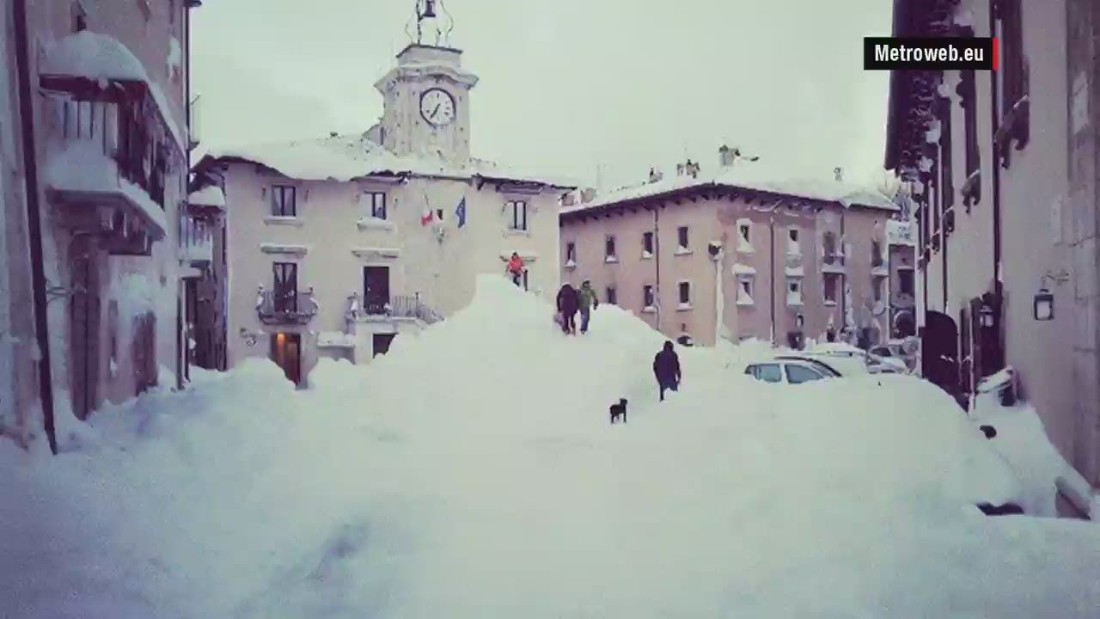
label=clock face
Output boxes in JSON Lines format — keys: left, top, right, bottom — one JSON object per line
{"left": 420, "top": 88, "right": 456, "bottom": 127}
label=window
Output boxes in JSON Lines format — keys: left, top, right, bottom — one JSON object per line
{"left": 507, "top": 200, "right": 528, "bottom": 231}
{"left": 435, "top": 208, "right": 444, "bottom": 221}
{"left": 605, "top": 235, "right": 617, "bottom": 261}
{"left": 747, "top": 363, "right": 783, "bottom": 383}
{"left": 271, "top": 185, "right": 297, "bottom": 217}
{"left": 736, "top": 276, "right": 754, "bottom": 305}
{"left": 72, "top": 1, "right": 88, "bottom": 31}
{"left": 994, "top": 0, "right": 1029, "bottom": 158}
{"left": 677, "top": 226, "right": 689, "bottom": 249}
{"left": 786, "top": 278, "right": 802, "bottom": 305}
{"left": 606, "top": 286, "right": 617, "bottom": 305}
{"left": 938, "top": 96, "right": 954, "bottom": 213}
{"left": 871, "top": 241, "right": 884, "bottom": 267}
{"left": 787, "top": 227, "right": 800, "bottom": 253}
{"left": 565, "top": 242, "right": 576, "bottom": 263}
{"left": 823, "top": 273, "right": 839, "bottom": 304}
{"left": 272, "top": 262, "right": 298, "bottom": 312}
{"left": 822, "top": 231, "right": 837, "bottom": 258}
{"left": 898, "top": 269, "right": 915, "bottom": 296}
{"left": 678, "top": 281, "right": 691, "bottom": 305}
{"left": 366, "top": 192, "right": 387, "bottom": 219}
{"left": 873, "top": 276, "right": 887, "bottom": 303}
{"left": 785, "top": 364, "right": 826, "bottom": 384}
{"left": 643, "top": 284, "right": 655, "bottom": 308}
{"left": 642, "top": 231, "right": 654, "bottom": 255}
{"left": 959, "top": 69, "right": 981, "bottom": 208}
{"left": 739, "top": 223, "right": 751, "bottom": 244}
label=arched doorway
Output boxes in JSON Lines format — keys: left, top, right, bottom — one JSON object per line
{"left": 922, "top": 310, "right": 961, "bottom": 403}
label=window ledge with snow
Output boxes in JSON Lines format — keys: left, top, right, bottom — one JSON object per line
{"left": 675, "top": 247, "right": 692, "bottom": 256}
{"left": 357, "top": 217, "right": 395, "bottom": 231}
{"left": 786, "top": 297, "right": 803, "bottom": 307}
{"left": 736, "top": 296, "right": 754, "bottom": 307}
{"left": 605, "top": 256, "right": 618, "bottom": 264}
{"left": 824, "top": 300, "right": 838, "bottom": 307}
{"left": 642, "top": 305, "right": 656, "bottom": 314}
{"left": 505, "top": 228, "right": 531, "bottom": 237}
{"left": 641, "top": 251, "right": 653, "bottom": 260}
{"left": 676, "top": 303, "right": 692, "bottom": 311}
{"left": 351, "top": 247, "right": 400, "bottom": 260}
{"left": 732, "top": 263, "right": 756, "bottom": 276}
{"left": 737, "top": 244, "right": 754, "bottom": 254}
{"left": 260, "top": 243, "right": 309, "bottom": 256}
{"left": 264, "top": 216, "right": 304, "bottom": 227}
{"left": 785, "top": 267, "right": 805, "bottom": 277}
{"left": 564, "top": 259, "right": 577, "bottom": 269}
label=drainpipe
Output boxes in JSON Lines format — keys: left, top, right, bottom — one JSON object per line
{"left": 13, "top": 0, "right": 58, "bottom": 454}
{"left": 839, "top": 208, "right": 847, "bottom": 332}
{"left": 769, "top": 214, "right": 777, "bottom": 345}
{"left": 653, "top": 206, "right": 661, "bottom": 332}
{"left": 177, "top": 4, "right": 193, "bottom": 392}
{"left": 987, "top": 7, "right": 1004, "bottom": 372}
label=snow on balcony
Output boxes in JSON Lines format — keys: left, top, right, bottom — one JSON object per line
{"left": 43, "top": 140, "right": 167, "bottom": 237}
{"left": 188, "top": 185, "right": 225, "bottom": 210}
{"left": 40, "top": 30, "right": 185, "bottom": 152}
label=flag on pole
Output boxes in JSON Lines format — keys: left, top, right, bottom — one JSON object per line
{"left": 455, "top": 196, "right": 467, "bottom": 228}
{"left": 420, "top": 208, "right": 434, "bottom": 226}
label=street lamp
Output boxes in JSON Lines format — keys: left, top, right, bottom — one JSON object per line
{"left": 1033, "top": 288, "right": 1054, "bottom": 321}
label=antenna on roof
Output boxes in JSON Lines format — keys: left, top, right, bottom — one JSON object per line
{"left": 834, "top": 167, "right": 843, "bottom": 182}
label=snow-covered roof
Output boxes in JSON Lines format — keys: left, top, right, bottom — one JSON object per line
{"left": 200, "top": 133, "right": 577, "bottom": 189}
{"left": 40, "top": 31, "right": 186, "bottom": 154}
{"left": 561, "top": 165, "right": 898, "bottom": 216}
{"left": 187, "top": 185, "right": 225, "bottom": 209}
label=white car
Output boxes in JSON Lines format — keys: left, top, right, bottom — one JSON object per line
{"left": 804, "top": 343, "right": 908, "bottom": 374}
{"left": 742, "top": 356, "right": 844, "bottom": 385}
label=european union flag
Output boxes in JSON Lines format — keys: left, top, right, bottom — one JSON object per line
{"left": 455, "top": 196, "right": 467, "bottom": 228}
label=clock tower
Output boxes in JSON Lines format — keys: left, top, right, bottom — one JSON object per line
{"left": 374, "top": 0, "right": 478, "bottom": 163}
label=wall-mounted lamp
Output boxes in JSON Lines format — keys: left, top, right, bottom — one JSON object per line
{"left": 1033, "top": 288, "right": 1054, "bottom": 321}
{"left": 978, "top": 302, "right": 995, "bottom": 328}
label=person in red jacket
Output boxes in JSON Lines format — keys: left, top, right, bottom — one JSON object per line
{"left": 507, "top": 252, "right": 526, "bottom": 286}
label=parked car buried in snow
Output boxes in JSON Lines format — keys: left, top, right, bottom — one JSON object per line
{"left": 742, "top": 355, "right": 844, "bottom": 384}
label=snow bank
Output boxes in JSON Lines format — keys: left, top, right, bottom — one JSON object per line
{"left": 4, "top": 274, "right": 1100, "bottom": 617}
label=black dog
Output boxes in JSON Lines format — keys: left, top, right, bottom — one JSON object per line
{"left": 609, "top": 398, "right": 628, "bottom": 424}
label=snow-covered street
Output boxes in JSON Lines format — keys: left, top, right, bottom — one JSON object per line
{"left": 3, "top": 277, "right": 1099, "bottom": 618}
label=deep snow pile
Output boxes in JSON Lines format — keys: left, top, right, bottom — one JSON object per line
{"left": 2, "top": 275, "right": 1100, "bottom": 618}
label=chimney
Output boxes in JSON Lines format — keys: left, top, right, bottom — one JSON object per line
{"left": 834, "top": 167, "right": 843, "bottom": 182}
{"left": 561, "top": 192, "right": 576, "bottom": 206}
{"left": 676, "top": 163, "right": 685, "bottom": 176}
{"left": 581, "top": 187, "right": 597, "bottom": 203}
{"left": 719, "top": 145, "right": 735, "bottom": 167}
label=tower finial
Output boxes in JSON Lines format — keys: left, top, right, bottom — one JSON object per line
{"left": 405, "top": 0, "right": 455, "bottom": 46}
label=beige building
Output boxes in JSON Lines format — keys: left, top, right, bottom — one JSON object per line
{"left": 194, "top": 11, "right": 572, "bottom": 386}
{"left": 559, "top": 152, "right": 900, "bottom": 348}
{"left": 887, "top": 0, "right": 1099, "bottom": 516}
{"left": 0, "top": 0, "right": 202, "bottom": 452}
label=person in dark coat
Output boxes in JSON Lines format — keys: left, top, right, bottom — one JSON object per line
{"left": 653, "top": 340, "right": 681, "bottom": 401}
{"left": 556, "top": 284, "right": 579, "bottom": 335}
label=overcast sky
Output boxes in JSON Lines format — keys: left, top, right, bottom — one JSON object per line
{"left": 191, "top": 0, "right": 893, "bottom": 190}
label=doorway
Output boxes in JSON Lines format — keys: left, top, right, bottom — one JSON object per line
{"left": 69, "top": 235, "right": 100, "bottom": 420}
{"left": 271, "top": 332, "right": 302, "bottom": 385}
{"left": 363, "top": 266, "right": 390, "bottom": 315}
{"left": 373, "top": 333, "right": 395, "bottom": 357}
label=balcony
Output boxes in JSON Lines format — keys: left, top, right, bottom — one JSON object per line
{"left": 38, "top": 32, "right": 184, "bottom": 246}
{"left": 179, "top": 214, "right": 214, "bottom": 266}
{"left": 345, "top": 293, "right": 444, "bottom": 324}
{"left": 257, "top": 288, "right": 318, "bottom": 325}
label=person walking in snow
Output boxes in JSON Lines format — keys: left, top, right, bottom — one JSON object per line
{"left": 576, "top": 280, "right": 598, "bottom": 334}
{"left": 507, "top": 252, "right": 526, "bottom": 287}
{"left": 653, "top": 340, "right": 682, "bottom": 402}
{"left": 556, "top": 283, "right": 579, "bottom": 335}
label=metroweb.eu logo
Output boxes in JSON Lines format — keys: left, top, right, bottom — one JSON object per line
{"left": 864, "top": 37, "right": 996, "bottom": 70}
